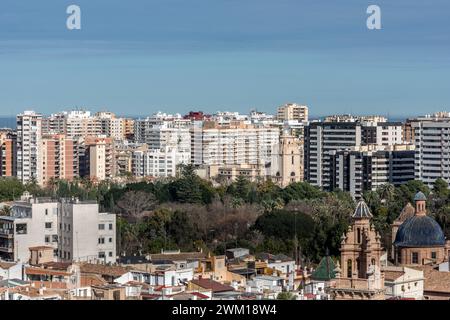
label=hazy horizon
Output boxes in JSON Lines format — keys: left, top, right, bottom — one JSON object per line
{"left": 1, "top": 0, "right": 449, "bottom": 116}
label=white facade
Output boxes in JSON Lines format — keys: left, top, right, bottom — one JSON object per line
{"left": 132, "top": 147, "right": 190, "bottom": 178}
{"left": 16, "top": 111, "right": 43, "bottom": 184}
{"left": 0, "top": 196, "right": 116, "bottom": 264}
{"left": 412, "top": 116, "right": 450, "bottom": 186}
{"left": 191, "top": 125, "right": 280, "bottom": 166}
{"left": 384, "top": 266, "right": 424, "bottom": 300}
{"left": 59, "top": 199, "right": 116, "bottom": 264}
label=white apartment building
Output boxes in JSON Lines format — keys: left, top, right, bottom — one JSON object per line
{"left": 411, "top": 114, "right": 450, "bottom": 186}
{"left": 42, "top": 110, "right": 102, "bottom": 138}
{"left": 16, "top": 111, "right": 43, "bottom": 184}
{"left": 0, "top": 194, "right": 116, "bottom": 264}
{"left": 191, "top": 122, "right": 280, "bottom": 167}
{"left": 132, "top": 147, "right": 190, "bottom": 178}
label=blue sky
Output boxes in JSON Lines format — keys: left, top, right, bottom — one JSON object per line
{"left": 0, "top": 0, "right": 449, "bottom": 117}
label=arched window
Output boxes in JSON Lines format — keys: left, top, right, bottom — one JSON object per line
{"left": 371, "top": 258, "right": 376, "bottom": 266}
{"left": 357, "top": 228, "right": 361, "bottom": 244}
{"left": 291, "top": 172, "right": 296, "bottom": 176}
{"left": 347, "top": 259, "right": 352, "bottom": 278}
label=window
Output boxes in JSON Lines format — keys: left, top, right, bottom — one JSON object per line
{"left": 347, "top": 259, "right": 352, "bottom": 278}
{"left": 397, "top": 250, "right": 402, "bottom": 263}
{"left": 98, "top": 237, "right": 105, "bottom": 244}
{"left": 99, "top": 224, "right": 105, "bottom": 230}
{"left": 412, "top": 252, "right": 419, "bottom": 264}
{"left": 357, "top": 228, "right": 361, "bottom": 244}
{"left": 16, "top": 223, "right": 27, "bottom": 235}
{"left": 45, "top": 209, "right": 48, "bottom": 216}
{"left": 431, "top": 251, "right": 437, "bottom": 259}
{"left": 109, "top": 252, "right": 113, "bottom": 257}
{"left": 52, "top": 235, "right": 58, "bottom": 242}
{"left": 109, "top": 224, "right": 113, "bottom": 230}
{"left": 98, "top": 252, "right": 105, "bottom": 259}
{"left": 109, "top": 237, "right": 113, "bottom": 243}
{"left": 45, "top": 235, "right": 50, "bottom": 243}
{"left": 45, "top": 222, "right": 52, "bottom": 229}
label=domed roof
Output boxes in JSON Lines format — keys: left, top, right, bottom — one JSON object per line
{"left": 394, "top": 215, "right": 445, "bottom": 248}
{"left": 414, "top": 191, "right": 427, "bottom": 201}
{"left": 352, "top": 200, "right": 372, "bottom": 219}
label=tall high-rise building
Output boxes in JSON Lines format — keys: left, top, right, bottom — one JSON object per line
{"left": 191, "top": 121, "right": 280, "bottom": 167}
{"left": 0, "top": 130, "right": 17, "bottom": 177}
{"left": 304, "top": 117, "right": 403, "bottom": 190}
{"left": 16, "top": 111, "right": 43, "bottom": 184}
{"left": 410, "top": 113, "right": 450, "bottom": 186}
{"left": 79, "top": 136, "right": 115, "bottom": 182}
{"left": 331, "top": 145, "right": 415, "bottom": 199}
{"left": 40, "top": 134, "right": 79, "bottom": 186}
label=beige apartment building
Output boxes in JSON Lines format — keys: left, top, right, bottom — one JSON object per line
{"left": 81, "top": 136, "right": 115, "bottom": 182}
{"left": 277, "top": 103, "right": 309, "bottom": 122}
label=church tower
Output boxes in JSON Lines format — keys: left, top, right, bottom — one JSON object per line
{"left": 329, "top": 200, "right": 385, "bottom": 300}
{"left": 274, "top": 134, "right": 303, "bottom": 187}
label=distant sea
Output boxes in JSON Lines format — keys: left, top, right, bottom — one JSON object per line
{"left": 0, "top": 117, "right": 16, "bottom": 129}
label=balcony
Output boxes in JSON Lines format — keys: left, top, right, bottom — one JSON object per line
{"left": 0, "top": 228, "right": 14, "bottom": 238}
{"left": 0, "top": 244, "right": 13, "bottom": 253}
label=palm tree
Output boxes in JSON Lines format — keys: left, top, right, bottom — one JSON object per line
{"left": 377, "top": 183, "right": 395, "bottom": 203}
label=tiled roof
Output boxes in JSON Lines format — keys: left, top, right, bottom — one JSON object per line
{"left": 311, "top": 256, "right": 336, "bottom": 281}
{"left": 40, "top": 262, "right": 72, "bottom": 270}
{"left": 149, "top": 252, "right": 206, "bottom": 262}
{"left": 352, "top": 200, "right": 373, "bottom": 219}
{"left": 383, "top": 270, "right": 405, "bottom": 282}
{"left": 25, "top": 267, "right": 71, "bottom": 277}
{"left": 412, "top": 266, "right": 450, "bottom": 293}
{"left": 190, "top": 279, "right": 235, "bottom": 293}
{"left": 78, "top": 263, "right": 129, "bottom": 277}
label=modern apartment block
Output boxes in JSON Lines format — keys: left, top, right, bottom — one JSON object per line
{"left": 132, "top": 146, "right": 190, "bottom": 178}
{"left": 79, "top": 136, "right": 115, "bottom": 182}
{"left": 0, "top": 194, "right": 116, "bottom": 264}
{"left": 277, "top": 103, "right": 309, "bottom": 122}
{"left": 331, "top": 145, "right": 416, "bottom": 199}
{"left": 0, "top": 130, "right": 17, "bottom": 177}
{"left": 411, "top": 113, "right": 450, "bottom": 186}
{"left": 134, "top": 116, "right": 191, "bottom": 155}
{"left": 16, "top": 111, "right": 43, "bottom": 184}
{"left": 40, "top": 134, "right": 79, "bottom": 186}
{"left": 190, "top": 121, "right": 280, "bottom": 167}
{"left": 304, "top": 117, "right": 403, "bottom": 190}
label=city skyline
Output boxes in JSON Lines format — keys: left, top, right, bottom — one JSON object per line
{"left": 1, "top": 0, "right": 450, "bottom": 116}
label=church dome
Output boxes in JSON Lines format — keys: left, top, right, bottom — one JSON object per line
{"left": 414, "top": 191, "right": 427, "bottom": 201}
{"left": 394, "top": 215, "right": 445, "bottom": 248}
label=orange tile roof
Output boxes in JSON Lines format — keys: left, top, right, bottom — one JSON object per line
{"left": 412, "top": 266, "right": 450, "bottom": 293}
{"left": 78, "top": 263, "right": 129, "bottom": 277}
{"left": 25, "top": 267, "right": 71, "bottom": 277}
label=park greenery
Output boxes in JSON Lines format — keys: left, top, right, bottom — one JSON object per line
{"left": 1, "top": 166, "right": 450, "bottom": 264}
